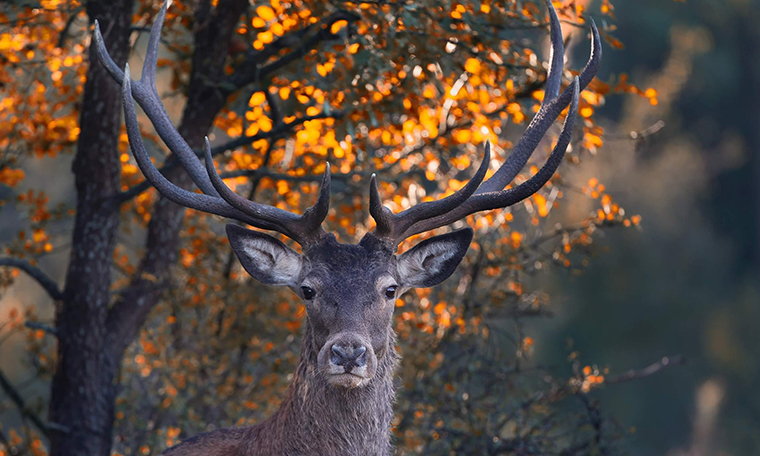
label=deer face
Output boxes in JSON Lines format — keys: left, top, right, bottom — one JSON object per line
{"left": 226, "top": 224, "right": 472, "bottom": 388}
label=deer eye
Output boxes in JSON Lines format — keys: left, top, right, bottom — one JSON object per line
{"left": 385, "top": 285, "right": 398, "bottom": 299}
{"left": 301, "top": 286, "right": 316, "bottom": 300}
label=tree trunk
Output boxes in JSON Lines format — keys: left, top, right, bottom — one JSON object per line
{"left": 51, "top": 1, "right": 249, "bottom": 454}
{"left": 49, "top": 1, "right": 134, "bottom": 455}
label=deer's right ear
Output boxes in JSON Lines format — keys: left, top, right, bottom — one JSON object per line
{"left": 226, "top": 225, "right": 303, "bottom": 286}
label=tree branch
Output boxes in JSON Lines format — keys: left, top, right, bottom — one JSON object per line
{"left": 0, "top": 368, "right": 50, "bottom": 438}
{"left": 56, "top": 6, "right": 84, "bottom": 49}
{"left": 264, "top": 89, "right": 282, "bottom": 127}
{"left": 223, "top": 10, "right": 360, "bottom": 92}
{"left": 210, "top": 110, "right": 343, "bottom": 157}
{"left": 113, "top": 109, "right": 344, "bottom": 203}
{"left": 0, "top": 258, "right": 63, "bottom": 300}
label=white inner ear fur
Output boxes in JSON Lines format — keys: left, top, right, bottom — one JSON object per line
{"left": 241, "top": 236, "right": 302, "bottom": 285}
{"left": 397, "top": 240, "right": 458, "bottom": 286}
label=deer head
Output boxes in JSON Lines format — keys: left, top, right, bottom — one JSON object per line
{"left": 93, "top": 0, "right": 599, "bottom": 396}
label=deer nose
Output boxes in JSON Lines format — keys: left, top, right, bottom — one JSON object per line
{"left": 330, "top": 343, "right": 368, "bottom": 368}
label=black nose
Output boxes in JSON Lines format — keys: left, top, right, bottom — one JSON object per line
{"left": 330, "top": 343, "right": 368, "bottom": 368}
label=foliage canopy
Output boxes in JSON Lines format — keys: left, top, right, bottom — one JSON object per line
{"left": 0, "top": 0, "right": 661, "bottom": 454}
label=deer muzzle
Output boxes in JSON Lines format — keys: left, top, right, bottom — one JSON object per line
{"left": 318, "top": 333, "right": 377, "bottom": 388}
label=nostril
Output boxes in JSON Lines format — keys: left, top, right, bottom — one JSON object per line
{"left": 331, "top": 344, "right": 349, "bottom": 365}
{"left": 354, "top": 345, "right": 368, "bottom": 367}
{"left": 330, "top": 343, "right": 368, "bottom": 367}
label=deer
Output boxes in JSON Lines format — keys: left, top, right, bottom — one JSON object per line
{"left": 93, "top": 1, "right": 600, "bottom": 454}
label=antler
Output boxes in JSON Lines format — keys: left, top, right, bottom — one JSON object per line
{"left": 369, "top": 0, "right": 600, "bottom": 245}
{"left": 97, "top": 1, "right": 330, "bottom": 247}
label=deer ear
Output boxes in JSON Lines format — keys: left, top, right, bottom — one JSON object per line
{"left": 396, "top": 228, "right": 473, "bottom": 288}
{"left": 226, "top": 225, "right": 303, "bottom": 286}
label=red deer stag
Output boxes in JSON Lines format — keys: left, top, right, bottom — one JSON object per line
{"left": 93, "top": 1, "right": 600, "bottom": 454}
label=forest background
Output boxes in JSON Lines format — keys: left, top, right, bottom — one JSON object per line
{"left": 0, "top": 0, "right": 758, "bottom": 455}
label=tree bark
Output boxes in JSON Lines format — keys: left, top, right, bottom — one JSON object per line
{"left": 49, "top": 1, "right": 134, "bottom": 455}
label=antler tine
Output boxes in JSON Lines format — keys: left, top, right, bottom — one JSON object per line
{"left": 369, "top": 174, "right": 395, "bottom": 237}
{"left": 141, "top": 0, "right": 170, "bottom": 87}
{"left": 299, "top": 163, "right": 332, "bottom": 240}
{"left": 475, "top": 9, "right": 600, "bottom": 195}
{"left": 579, "top": 18, "right": 602, "bottom": 90}
{"left": 93, "top": 1, "right": 219, "bottom": 198}
{"left": 92, "top": 21, "right": 127, "bottom": 84}
{"left": 121, "top": 65, "right": 281, "bottom": 232}
{"left": 202, "top": 138, "right": 299, "bottom": 232}
{"left": 544, "top": 0, "right": 565, "bottom": 102}
{"left": 403, "top": 78, "right": 581, "bottom": 239}
{"left": 202, "top": 139, "right": 330, "bottom": 245}
{"left": 369, "top": 144, "right": 490, "bottom": 243}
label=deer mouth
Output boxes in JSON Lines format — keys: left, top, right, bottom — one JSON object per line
{"left": 327, "top": 372, "right": 369, "bottom": 389}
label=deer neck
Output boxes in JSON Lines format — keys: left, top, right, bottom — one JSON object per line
{"left": 251, "top": 325, "right": 399, "bottom": 456}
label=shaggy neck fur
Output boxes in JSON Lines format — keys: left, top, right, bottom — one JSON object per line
{"left": 244, "top": 323, "right": 399, "bottom": 456}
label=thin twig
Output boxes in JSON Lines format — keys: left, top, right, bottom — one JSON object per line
{"left": 0, "top": 368, "right": 51, "bottom": 438}
{"left": 605, "top": 355, "right": 685, "bottom": 385}
{"left": 603, "top": 120, "right": 666, "bottom": 142}
{"left": 24, "top": 321, "right": 59, "bottom": 337}
{"left": 56, "top": 7, "right": 84, "bottom": 49}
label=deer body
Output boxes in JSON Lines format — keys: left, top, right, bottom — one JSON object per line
{"left": 166, "top": 331, "right": 397, "bottom": 456}
{"left": 93, "top": 1, "right": 600, "bottom": 454}
{"left": 165, "top": 238, "right": 401, "bottom": 456}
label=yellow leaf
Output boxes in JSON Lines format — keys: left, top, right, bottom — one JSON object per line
{"left": 330, "top": 20, "right": 348, "bottom": 34}
{"left": 256, "top": 5, "right": 276, "bottom": 21}
{"left": 453, "top": 129, "right": 471, "bottom": 143}
{"left": 510, "top": 231, "right": 522, "bottom": 249}
{"left": 249, "top": 92, "right": 266, "bottom": 106}
{"left": 258, "top": 31, "right": 274, "bottom": 44}
{"left": 464, "top": 58, "right": 481, "bottom": 74}
{"left": 258, "top": 117, "right": 273, "bottom": 132}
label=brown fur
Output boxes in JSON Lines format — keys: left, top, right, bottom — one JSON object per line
{"left": 162, "top": 232, "right": 469, "bottom": 455}
{"left": 163, "top": 236, "right": 406, "bottom": 456}
{"left": 163, "top": 325, "right": 398, "bottom": 456}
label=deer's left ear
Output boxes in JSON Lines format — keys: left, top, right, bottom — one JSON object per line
{"left": 396, "top": 228, "right": 473, "bottom": 288}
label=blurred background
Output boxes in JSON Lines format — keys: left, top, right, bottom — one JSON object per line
{"left": 1, "top": 0, "right": 758, "bottom": 454}
{"left": 532, "top": 0, "right": 760, "bottom": 454}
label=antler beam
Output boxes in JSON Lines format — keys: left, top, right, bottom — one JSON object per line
{"left": 368, "top": 0, "right": 600, "bottom": 245}
{"left": 94, "top": 3, "right": 218, "bottom": 198}
{"left": 100, "top": 1, "right": 331, "bottom": 246}
{"left": 369, "top": 144, "right": 490, "bottom": 240}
